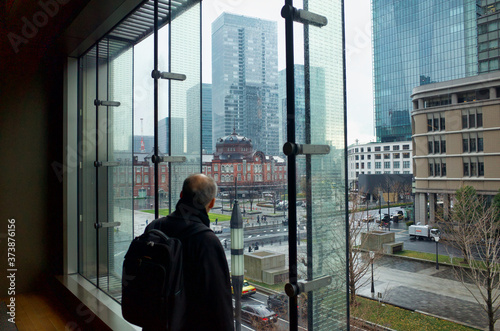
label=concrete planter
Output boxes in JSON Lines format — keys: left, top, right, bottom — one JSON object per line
{"left": 360, "top": 231, "right": 395, "bottom": 251}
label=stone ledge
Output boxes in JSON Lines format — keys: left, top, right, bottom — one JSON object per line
{"left": 382, "top": 242, "right": 404, "bottom": 254}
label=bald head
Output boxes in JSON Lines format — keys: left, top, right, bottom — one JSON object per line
{"left": 181, "top": 174, "right": 218, "bottom": 211}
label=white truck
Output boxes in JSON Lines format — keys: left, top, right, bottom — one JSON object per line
{"left": 409, "top": 224, "right": 440, "bottom": 240}
{"left": 211, "top": 225, "right": 223, "bottom": 234}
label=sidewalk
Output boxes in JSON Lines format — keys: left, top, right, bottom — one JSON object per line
{"left": 358, "top": 255, "right": 497, "bottom": 330}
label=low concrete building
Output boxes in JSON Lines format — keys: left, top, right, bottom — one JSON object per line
{"left": 244, "top": 250, "right": 288, "bottom": 285}
{"left": 411, "top": 72, "right": 500, "bottom": 224}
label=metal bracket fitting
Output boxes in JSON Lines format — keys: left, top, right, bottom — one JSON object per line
{"left": 152, "top": 155, "right": 187, "bottom": 164}
{"left": 281, "top": 4, "right": 328, "bottom": 27}
{"left": 283, "top": 142, "right": 330, "bottom": 156}
{"left": 151, "top": 69, "right": 186, "bottom": 81}
{"left": 94, "top": 222, "right": 121, "bottom": 229}
{"left": 94, "top": 100, "right": 121, "bottom": 107}
{"left": 285, "top": 275, "right": 332, "bottom": 297}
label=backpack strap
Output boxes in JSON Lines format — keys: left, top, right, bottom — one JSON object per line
{"left": 146, "top": 229, "right": 170, "bottom": 242}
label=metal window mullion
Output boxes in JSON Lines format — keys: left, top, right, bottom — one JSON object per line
{"left": 167, "top": 0, "right": 173, "bottom": 213}
{"left": 154, "top": 0, "right": 160, "bottom": 220}
{"left": 199, "top": 4, "right": 202, "bottom": 173}
{"left": 94, "top": 42, "right": 100, "bottom": 289}
{"left": 131, "top": 43, "right": 135, "bottom": 243}
{"left": 284, "top": 0, "right": 298, "bottom": 330}
{"left": 341, "top": 0, "right": 351, "bottom": 324}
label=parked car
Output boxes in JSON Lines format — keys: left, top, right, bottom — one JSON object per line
{"left": 267, "top": 292, "right": 288, "bottom": 315}
{"left": 267, "top": 292, "right": 308, "bottom": 318}
{"left": 362, "top": 215, "right": 374, "bottom": 222}
{"left": 240, "top": 304, "right": 278, "bottom": 328}
{"left": 391, "top": 210, "right": 404, "bottom": 222}
{"left": 374, "top": 213, "right": 390, "bottom": 223}
{"left": 232, "top": 280, "right": 256, "bottom": 297}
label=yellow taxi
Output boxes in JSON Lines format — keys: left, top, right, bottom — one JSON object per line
{"left": 232, "top": 280, "right": 257, "bottom": 297}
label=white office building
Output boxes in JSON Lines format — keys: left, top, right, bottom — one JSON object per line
{"left": 348, "top": 141, "right": 413, "bottom": 188}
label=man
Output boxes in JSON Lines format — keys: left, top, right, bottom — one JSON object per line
{"left": 145, "top": 174, "right": 234, "bottom": 331}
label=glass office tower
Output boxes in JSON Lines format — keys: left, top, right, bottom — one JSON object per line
{"left": 372, "top": 0, "right": 479, "bottom": 142}
{"left": 211, "top": 13, "right": 279, "bottom": 156}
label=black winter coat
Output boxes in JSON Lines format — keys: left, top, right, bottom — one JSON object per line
{"left": 145, "top": 198, "right": 234, "bottom": 331}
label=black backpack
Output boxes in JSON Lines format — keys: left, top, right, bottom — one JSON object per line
{"left": 121, "top": 225, "right": 209, "bottom": 330}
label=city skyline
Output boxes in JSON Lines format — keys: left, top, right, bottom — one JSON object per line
{"left": 132, "top": 0, "right": 375, "bottom": 147}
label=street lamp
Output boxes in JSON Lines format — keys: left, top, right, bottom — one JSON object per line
{"left": 378, "top": 191, "right": 382, "bottom": 223}
{"left": 435, "top": 236, "right": 440, "bottom": 270}
{"left": 412, "top": 177, "right": 416, "bottom": 224}
{"left": 370, "top": 251, "right": 375, "bottom": 297}
{"left": 366, "top": 196, "right": 370, "bottom": 232}
{"left": 231, "top": 181, "right": 244, "bottom": 331}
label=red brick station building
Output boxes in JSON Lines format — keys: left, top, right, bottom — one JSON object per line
{"left": 127, "top": 129, "right": 287, "bottom": 200}
{"left": 202, "top": 129, "right": 287, "bottom": 197}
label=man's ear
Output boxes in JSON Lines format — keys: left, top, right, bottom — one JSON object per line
{"left": 208, "top": 197, "right": 215, "bottom": 209}
{"left": 180, "top": 191, "right": 183, "bottom": 199}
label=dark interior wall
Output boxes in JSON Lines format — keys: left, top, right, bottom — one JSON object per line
{"left": 0, "top": 0, "right": 89, "bottom": 293}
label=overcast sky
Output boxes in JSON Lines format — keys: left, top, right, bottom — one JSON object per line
{"left": 344, "top": 0, "right": 375, "bottom": 145}
{"left": 202, "top": 0, "right": 375, "bottom": 145}
{"left": 134, "top": 0, "right": 375, "bottom": 146}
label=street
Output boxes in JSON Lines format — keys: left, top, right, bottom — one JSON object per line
{"left": 119, "top": 206, "right": 492, "bottom": 330}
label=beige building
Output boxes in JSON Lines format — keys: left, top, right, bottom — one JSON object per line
{"left": 411, "top": 72, "right": 500, "bottom": 224}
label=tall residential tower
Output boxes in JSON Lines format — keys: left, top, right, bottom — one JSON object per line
{"left": 211, "top": 13, "right": 279, "bottom": 155}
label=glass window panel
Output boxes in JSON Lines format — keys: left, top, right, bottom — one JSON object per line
{"left": 478, "top": 137, "right": 484, "bottom": 152}
{"left": 471, "top": 161, "right": 477, "bottom": 176}
{"left": 106, "top": 42, "right": 134, "bottom": 298}
{"left": 463, "top": 138, "right": 469, "bottom": 152}
{"left": 79, "top": 48, "right": 98, "bottom": 283}
{"left": 305, "top": 0, "right": 347, "bottom": 327}
{"left": 469, "top": 113, "right": 476, "bottom": 127}
{"left": 470, "top": 137, "right": 477, "bottom": 152}
{"left": 170, "top": 4, "right": 201, "bottom": 204}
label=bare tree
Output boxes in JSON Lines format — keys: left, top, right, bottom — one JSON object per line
{"left": 438, "top": 186, "right": 500, "bottom": 331}
{"left": 247, "top": 180, "right": 257, "bottom": 211}
{"left": 347, "top": 191, "right": 381, "bottom": 306}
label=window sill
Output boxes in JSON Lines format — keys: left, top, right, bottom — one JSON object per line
{"left": 56, "top": 274, "right": 140, "bottom": 331}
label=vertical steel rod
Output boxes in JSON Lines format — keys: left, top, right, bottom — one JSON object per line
{"left": 154, "top": 0, "right": 159, "bottom": 220}
{"left": 95, "top": 42, "right": 100, "bottom": 288}
{"left": 284, "top": 1, "right": 298, "bottom": 330}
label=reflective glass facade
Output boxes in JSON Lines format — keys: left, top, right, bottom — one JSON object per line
{"left": 478, "top": 0, "right": 500, "bottom": 73}
{"left": 211, "top": 13, "right": 279, "bottom": 155}
{"left": 372, "top": 0, "right": 480, "bottom": 142}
